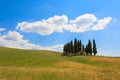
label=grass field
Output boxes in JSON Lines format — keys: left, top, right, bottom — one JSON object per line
{"left": 0, "top": 47, "right": 120, "bottom": 80}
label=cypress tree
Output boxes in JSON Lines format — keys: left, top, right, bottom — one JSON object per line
{"left": 70, "top": 41, "right": 74, "bottom": 54}
{"left": 82, "top": 44, "right": 85, "bottom": 52}
{"left": 74, "top": 38, "right": 78, "bottom": 55}
{"left": 65, "top": 43, "right": 68, "bottom": 55}
{"left": 85, "top": 45, "right": 88, "bottom": 55}
{"left": 77, "top": 40, "right": 82, "bottom": 52}
{"left": 63, "top": 44, "right": 67, "bottom": 55}
{"left": 67, "top": 42, "right": 70, "bottom": 54}
{"left": 88, "top": 40, "right": 92, "bottom": 55}
{"left": 63, "top": 45, "right": 65, "bottom": 55}
{"left": 80, "top": 40, "right": 82, "bottom": 51}
{"left": 93, "top": 39, "right": 97, "bottom": 56}
{"left": 80, "top": 44, "right": 85, "bottom": 55}
{"left": 77, "top": 40, "right": 80, "bottom": 53}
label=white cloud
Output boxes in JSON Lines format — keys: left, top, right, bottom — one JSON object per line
{"left": 0, "top": 31, "right": 63, "bottom": 51}
{"left": 92, "top": 17, "right": 112, "bottom": 30}
{"left": 42, "top": 44, "right": 64, "bottom": 51}
{"left": 67, "top": 14, "right": 97, "bottom": 32}
{"left": 0, "top": 28, "right": 5, "bottom": 32}
{"left": 98, "top": 50, "right": 114, "bottom": 56}
{"left": 16, "top": 14, "right": 112, "bottom": 35}
{"left": 16, "top": 15, "right": 68, "bottom": 35}
{"left": 0, "top": 31, "right": 39, "bottom": 49}
{"left": 3, "top": 31, "right": 23, "bottom": 41}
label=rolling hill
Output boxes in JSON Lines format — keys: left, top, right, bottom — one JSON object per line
{"left": 0, "top": 47, "right": 120, "bottom": 80}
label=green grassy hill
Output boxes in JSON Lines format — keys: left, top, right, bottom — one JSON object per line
{"left": 0, "top": 47, "right": 120, "bottom": 80}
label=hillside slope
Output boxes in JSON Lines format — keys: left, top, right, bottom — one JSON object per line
{"left": 0, "top": 47, "right": 120, "bottom": 80}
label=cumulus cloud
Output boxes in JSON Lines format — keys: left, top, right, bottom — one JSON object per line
{"left": 0, "top": 31, "right": 40, "bottom": 49}
{"left": 92, "top": 17, "right": 112, "bottom": 30}
{"left": 0, "top": 28, "right": 5, "bottom": 32}
{"left": 66, "top": 14, "right": 97, "bottom": 32}
{"left": 16, "top": 15, "right": 68, "bottom": 35}
{"left": 0, "top": 31, "right": 63, "bottom": 51}
{"left": 16, "top": 14, "right": 112, "bottom": 35}
{"left": 40, "top": 44, "right": 63, "bottom": 51}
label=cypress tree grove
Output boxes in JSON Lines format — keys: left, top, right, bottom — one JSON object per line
{"left": 63, "top": 38, "right": 97, "bottom": 56}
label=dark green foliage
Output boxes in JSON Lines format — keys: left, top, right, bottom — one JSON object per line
{"left": 70, "top": 41, "right": 74, "bottom": 54}
{"left": 74, "top": 38, "right": 78, "bottom": 54}
{"left": 80, "top": 44, "right": 85, "bottom": 55}
{"left": 87, "top": 40, "right": 92, "bottom": 55}
{"left": 63, "top": 41, "right": 74, "bottom": 56}
{"left": 85, "top": 45, "right": 88, "bottom": 55}
{"left": 82, "top": 44, "right": 85, "bottom": 52}
{"left": 93, "top": 39, "right": 97, "bottom": 56}
{"left": 77, "top": 40, "right": 81, "bottom": 53}
{"left": 63, "top": 38, "right": 97, "bottom": 56}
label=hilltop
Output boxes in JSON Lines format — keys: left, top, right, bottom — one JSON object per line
{"left": 0, "top": 47, "right": 120, "bottom": 80}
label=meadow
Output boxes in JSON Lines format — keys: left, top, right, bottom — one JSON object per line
{"left": 0, "top": 47, "right": 120, "bottom": 80}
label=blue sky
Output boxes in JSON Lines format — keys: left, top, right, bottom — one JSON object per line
{"left": 0, "top": 0, "right": 120, "bottom": 56}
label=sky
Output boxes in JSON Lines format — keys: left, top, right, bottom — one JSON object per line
{"left": 0, "top": 0, "right": 120, "bottom": 56}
